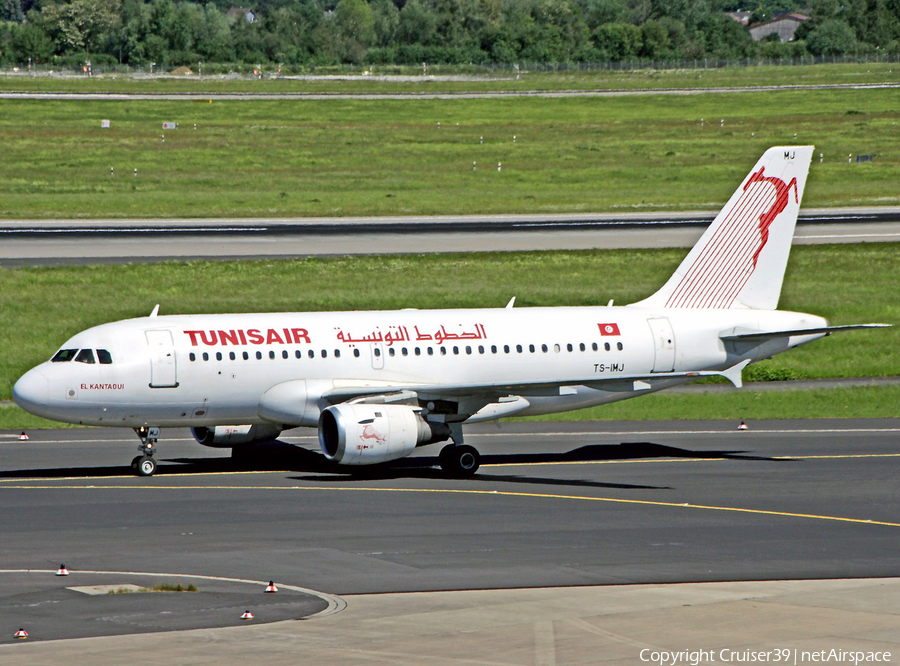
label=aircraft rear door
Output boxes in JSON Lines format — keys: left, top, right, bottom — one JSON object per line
{"left": 146, "top": 330, "right": 179, "bottom": 388}
{"left": 647, "top": 317, "right": 676, "bottom": 373}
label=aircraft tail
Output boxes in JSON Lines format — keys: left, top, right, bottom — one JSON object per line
{"left": 633, "top": 146, "right": 814, "bottom": 310}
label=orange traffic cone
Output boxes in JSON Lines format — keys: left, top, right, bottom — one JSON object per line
{"left": 264, "top": 580, "right": 278, "bottom": 593}
{"left": 737, "top": 421, "right": 749, "bottom": 431}
{"left": 240, "top": 610, "right": 254, "bottom": 620}
{"left": 14, "top": 628, "right": 28, "bottom": 639}
{"left": 18, "top": 432, "right": 29, "bottom": 441}
{"left": 56, "top": 564, "right": 70, "bottom": 576}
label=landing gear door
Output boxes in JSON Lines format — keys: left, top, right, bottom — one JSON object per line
{"left": 647, "top": 317, "right": 676, "bottom": 373}
{"left": 146, "top": 330, "right": 179, "bottom": 388}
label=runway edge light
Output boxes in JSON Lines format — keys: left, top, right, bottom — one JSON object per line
{"left": 56, "top": 564, "right": 70, "bottom": 576}
{"left": 738, "top": 421, "right": 749, "bottom": 431}
{"left": 241, "top": 610, "right": 254, "bottom": 620}
{"left": 265, "top": 581, "right": 278, "bottom": 593}
{"left": 14, "top": 628, "right": 28, "bottom": 639}
{"left": 18, "top": 432, "right": 28, "bottom": 441}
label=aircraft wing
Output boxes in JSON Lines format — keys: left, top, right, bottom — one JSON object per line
{"left": 316, "top": 361, "right": 751, "bottom": 417}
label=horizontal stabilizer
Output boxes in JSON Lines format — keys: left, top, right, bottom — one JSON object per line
{"left": 721, "top": 324, "right": 891, "bottom": 341}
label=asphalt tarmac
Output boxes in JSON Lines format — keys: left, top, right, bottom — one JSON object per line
{"left": 2, "top": 210, "right": 899, "bottom": 266}
{"left": 0, "top": 419, "right": 898, "bottom": 651}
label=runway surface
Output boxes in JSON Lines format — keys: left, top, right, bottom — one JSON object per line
{"left": 0, "top": 419, "right": 898, "bottom": 648}
{"left": 2, "top": 209, "right": 898, "bottom": 266}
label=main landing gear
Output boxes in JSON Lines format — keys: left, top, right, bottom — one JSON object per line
{"left": 132, "top": 426, "right": 159, "bottom": 477}
{"left": 437, "top": 424, "right": 480, "bottom": 477}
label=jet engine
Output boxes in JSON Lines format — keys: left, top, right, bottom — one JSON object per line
{"left": 192, "top": 424, "right": 282, "bottom": 448}
{"left": 319, "top": 403, "right": 450, "bottom": 465}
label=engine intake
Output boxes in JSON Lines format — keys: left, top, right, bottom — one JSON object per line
{"left": 192, "top": 424, "right": 282, "bottom": 448}
{"left": 319, "top": 403, "right": 450, "bottom": 465}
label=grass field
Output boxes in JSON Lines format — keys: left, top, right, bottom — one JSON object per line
{"left": 1, "top": 244, "right": 896, "bottom": 407}
{"left": 1, "top": 62, "right": 897, "bottom": 93}
{"left": 2, "top": 384, "right": 896, "bottom": 430}
{"left": 0, "top": 87, "right": 897, "bottom": 219}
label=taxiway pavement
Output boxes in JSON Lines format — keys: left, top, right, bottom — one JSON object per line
{"left": 2, "top": 209, "right": 898, "bottom": 266}
{"left": 0, "top": 419, "right": 897, "bottom": 651}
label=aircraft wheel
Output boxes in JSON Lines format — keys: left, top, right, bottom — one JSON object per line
{"left": 130, "top": 455, "right": 142, "bottom": 471}
{"left": 136, "top": 456, "right": 157, "bottom": 477}
{"left": 439, "top": 444, "right": 480, "bottom": 477}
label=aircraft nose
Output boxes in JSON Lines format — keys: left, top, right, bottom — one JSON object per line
{"left": 13, "top": 368, "right": 49, "bottom": 413}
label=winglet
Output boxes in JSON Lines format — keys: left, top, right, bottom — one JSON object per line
{"left": 721, "top": 360, "right": 751, "bottom": 389}
{"left": 149, "top": 304, "right": 160, "bottom": 318}
{"left": 505, "top": 297, "right": 516, "bottom": 309}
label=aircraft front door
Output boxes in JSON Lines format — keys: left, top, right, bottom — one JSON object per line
{"left": 146, "top": 330, "right": 179, "bottom": 388}
{"left": 647, "top": 317, "right": 676, "bottom": 373}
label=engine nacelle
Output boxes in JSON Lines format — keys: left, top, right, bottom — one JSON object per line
{"left": 192, "top": 424, "right": 282, "bottom": 448}
{"left": 318, "top": 403, "right": 450, "bottom": 465}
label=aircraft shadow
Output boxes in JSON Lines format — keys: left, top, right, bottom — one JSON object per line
{"left": 0, "top": 441, "right": 785, "bottom": 481}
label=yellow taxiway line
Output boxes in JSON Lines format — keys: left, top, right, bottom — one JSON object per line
{"left": 1, "top": 483, "right": 898, "bottom": 528}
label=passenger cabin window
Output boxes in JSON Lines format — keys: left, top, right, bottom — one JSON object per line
{"left": 75, "top": 349, "right": 95, "bottom": 364}
{"left": 97, "top": 349, "right": 113, "bottom": 364}
{"left": 52, "top": 349, "right": 78, "bottom": 363}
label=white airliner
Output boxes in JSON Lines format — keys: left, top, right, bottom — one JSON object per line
{"left": 13, "top": 146, "right": 886, "bottom": 477}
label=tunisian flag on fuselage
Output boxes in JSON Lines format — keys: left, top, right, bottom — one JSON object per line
{"left": 598, "top": 323, "right": 620, "bottom": 336}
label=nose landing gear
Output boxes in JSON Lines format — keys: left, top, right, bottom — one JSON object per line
{"left": 132, "top": 426, "right": 160, "bottom": 477}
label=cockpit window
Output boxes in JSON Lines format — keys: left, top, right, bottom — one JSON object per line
{"left": 52, "top": 349, "right": 78, "bottom": 362}
{"left": 75, "top": 349, "right": 96, "bottom": 364}
{"left": 97, "top": 349, "right": 113, "bottom": 364}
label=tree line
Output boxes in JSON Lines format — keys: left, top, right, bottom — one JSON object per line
{"left": 1, "top": 0, "right": 898, "bottom": 70}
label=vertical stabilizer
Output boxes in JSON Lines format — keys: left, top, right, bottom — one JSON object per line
{"left": 633, "top": 146, "right": 814, "bottom": 310}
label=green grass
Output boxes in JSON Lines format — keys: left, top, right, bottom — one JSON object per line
{"left": 3, "top": 386, "right": 896, "bottom": 430}
{"left": 1, "top": 244, "right": 896, "bottom": 406}
{"left": 1, "top": 62, "right": 897, "bottom": 93}
{"left": 0, "top": 86, "right": 897, "bottom": 219}
{"left": 108, "top": 583, "right": 198, "bottom": 593}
